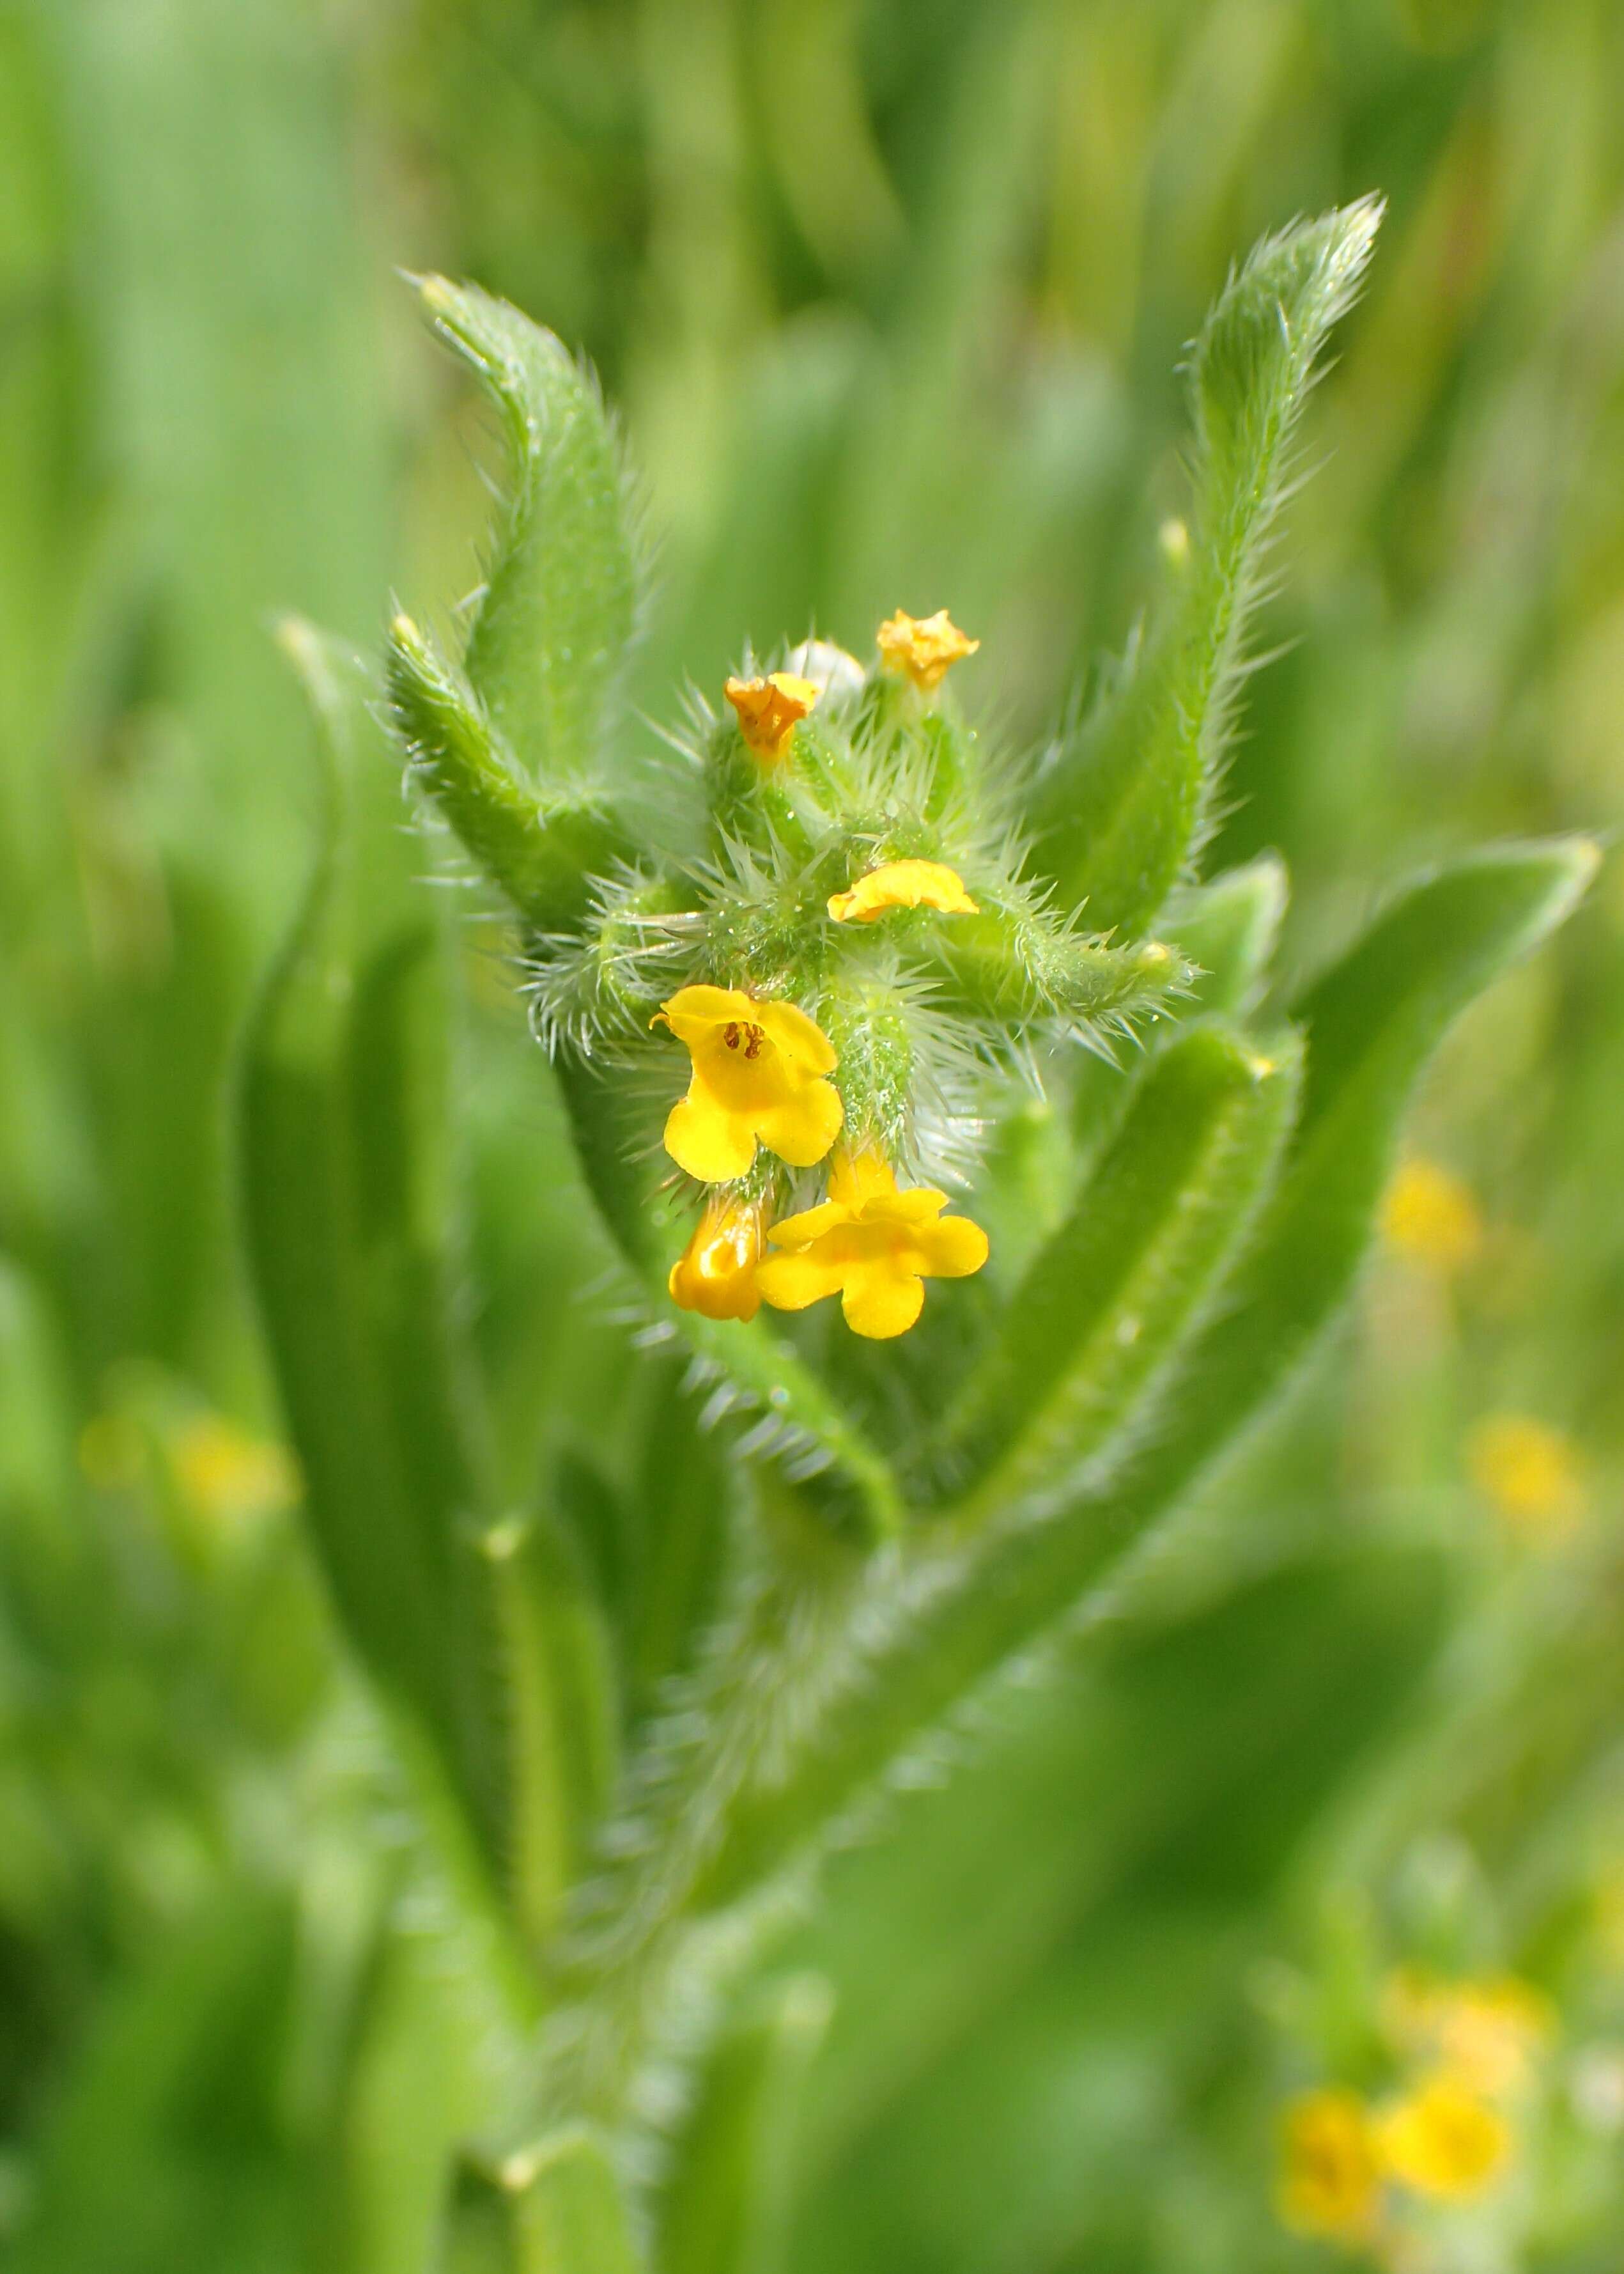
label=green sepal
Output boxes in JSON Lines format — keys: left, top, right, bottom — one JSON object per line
{"left": 1029, "top": 198, "right": 1383, "bottom": 933}
{"left": 418, "top": 276, "right": 639, "bottom": 781}
{"left": 387, "top": 613, "right": 631, "bottom": 929}
{"left": 931, "top": 909, "right": 1193, "bottom": 1029}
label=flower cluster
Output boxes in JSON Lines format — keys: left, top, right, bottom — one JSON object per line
{"left": 509, "top": 600, "right": 1191, "bottom": 1340}
{"left": 1278, "top": 1970, "right": 1552, "bottom": 2255}
{"left": 654, "top": 614, "right": 990, "bottom": 1339}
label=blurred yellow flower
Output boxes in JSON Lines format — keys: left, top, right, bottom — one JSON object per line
{"left": 1380, "top": 1157, "right": 1483, "bottom": 1272}
{"left": 1384, "top": 1970, "right": 1552, "bottom": 2098}
{"left": 1466, "top": 1413, "right": 1586, "bottom": 1538}
{"left": 723, "top": 671, "right": 819, "bottom": 762}
{"left": 1376, "top": 2074, "right": 1510, "bottom": 2200}
{"left": 668, "top": 1194, "right": 765, "bottom": 1322}
{"left": 654, "top": 985, "right": 843, "bottom": 1183}
{"left": 875, "top": 607, "right": 979, "bottom": 691}
{"left": 171, "top": 1416, "right": 299, "bottom": 1522}
{"left": 1277, "top": 2089, "right": 1381, "bottom": 2243}
{"left": 756, "top": 1146, "right": 989, "bottom": 1339}
{"left": 826, "top": 858, "right": 979, "bottom": 925}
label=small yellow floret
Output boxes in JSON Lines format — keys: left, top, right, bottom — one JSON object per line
{"left": 1375, "top": 2073, "right": 1511, "bottom": 2201}
{"left": 654, "top": 985, "right": 843, "bottom": 1183}
{"left": 874, "top": 608, "right": 979, "bottom": 692}
{"left": 1276, "top": 2089, "right": 1381, "bottom": 2243}
{"left": 723, "top": 673, "right": 819, "bottom": 762}
{"left": 172, "top": 1416, "right": 300, "bottom": 1521}
{"left": 1381, "top": 1156, "right": 1483, "bottom": 1272}
{"left": 826, "top": 859, "right": 979, "bottom": 925}
{"left": 669, "top": 1194, "right": 766, "bottom": 1322}
{"left": 1384, "top": 1970, "right": 1553, "bottom": 2097}
{"left": 755, "top": 1146, "right": 988, "bottom": 1339}
{"left": 1466, "top": 1412, "right": 1586, "bottom": 1538}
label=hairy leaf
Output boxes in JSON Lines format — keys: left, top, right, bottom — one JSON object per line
{"left": 419, "top": 276, "right": 639, "bottom": 782}
{"left": 938, "top": 1024, "right": 1300, "bottom": 1512}
{"left": 387, "top": 614, "right": 631, "bottom": 928}
{"left": 240, "top": 620, "right": 509, "bottom": 1901}
{"left": 1029, "top": 198, "right": 1383, "bottom": 932}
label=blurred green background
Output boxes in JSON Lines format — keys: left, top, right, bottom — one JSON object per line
{"left": 2, "top": 0, "right": 1622, "bottom": 2267}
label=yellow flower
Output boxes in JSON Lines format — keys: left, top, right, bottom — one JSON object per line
{"left": 1380, "top": 1157, "right": 1483, "bottom": 1272}
{"left": 755, "top": 1146, "right": 989, "bottom": 1339}
{"left": 669, "top": 1194, "right": 766, "bottom": 1321}
{"left": 1384, "top": 1970, "right": 1553, "bottom": 2097}
{"left": 1466, "top": 1413, "right": 1586, "bottom": 1538}
{"left": 826, "top": 858, "right": 980, "bottom": 925}
{"left": 875, "top": 607, "right": 979, "bottom": 692}
{"left": 1375, "top": 2074, "right": 1511, "bottom": 2201}
{"left": 654, "top": 985, "right": 843, "bottom": 1183}
{"left": 171, "top": 1415, "right": 299, "bottom": 1521}
{"left": 723, "top": 671, "right": 819, "bottom": 762}
{"left": 1277, "top": 2090, "right": 1381, "bottom": 2244}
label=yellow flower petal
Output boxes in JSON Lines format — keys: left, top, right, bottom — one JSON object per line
{"left": 1381, "top": 1156, "right": 1483, "bottom": 1271}
{"left": 754, "top": 995, "right": 839, "bottom": 1075}
{"left": 1382, "top": 1970, "right": 1553, "bottom": 2097}
{"left": 757, "top": 1145, "right": 987, "bottom": 1337}
{"left": 755, "top": 1247, "right": 847, "bottom": 1312}
{"left": 1375, "top": 2074, "right": 1510, "bottom": 2201}
{"left": 917, "top": 1213, "right": 990, "bottom": 1278}
{"left": 668, "top": 1195, "right": 764, "bottom": 1321}
{"left": 723, "top": 672, "right": 819, "bottom": 761}
{"left": 827, "top": 858, "right": 980, "bottom": 925}
{"left": 1277, "top": 2091, "right": 1380, "bottom": 2243}
{"left": 1467, "top": 1413, "right": 1586, "bottom": 1538}
{"left": 764, "top": 1196, "right": 848, "bottom": 1250}
{"left": 755, "top": 1072, "right": 846, "bottom": 1169}
{"left": 656, "top": 985, "right": 842, "bottom": 1181}
{"left": 828, "top": 1146, "right": 899, "bottom": 1209}
{"left": 842, "top": 1259, "right": 925, "bottom": 1339}
{"left": 653, "top": 983, "right": 757, "bottom": 1045}
{"left": 663, "top": 1090, "right": 760, "bottom": 1184}
{"left": 875, "top": 608, "right": 979, "bottom": 692}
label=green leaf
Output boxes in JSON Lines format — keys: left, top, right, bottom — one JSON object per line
{"left": 6, "top": 1894, "right": 300, "bottom": 2274}
{"left": 1161, "top": 854, "right": 1288, "bottom": 1016}
{"left": 1030, "top": 198, "right": 1383, "bottom": 933}
{"left": 482, "top": 1515, "right": 621, "bottom": 1958}
{"left": 386, "top": 612, "right": 631, "bottom": 929}
{"left": 1158, "top": 839, "right": 1601, "bottom": 1467}
{"left": 656, "top": 1977, "right": 831, "bottom": 2274}
{"left": 938, "top": 1024, "right": 1300, "bottom": 1514}
{"left": 451, "top": 2128, "right": 644, "bottom": 2274}
{"left": 419, "top": 276, "right": 639, "bottom": 783}
{"left": 240, "top": 619, "right": 511, "bottom": 1909}
{"left": 669, "top": 840, "right": 1592, "bottom": 1927}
